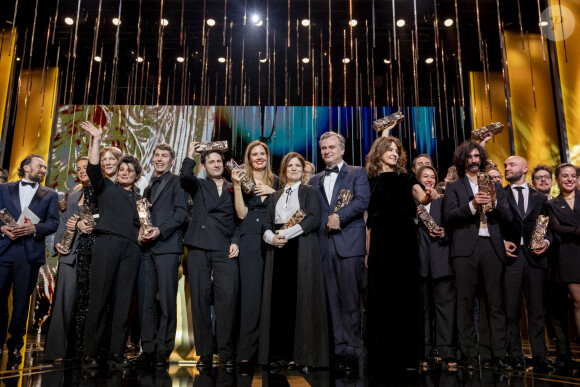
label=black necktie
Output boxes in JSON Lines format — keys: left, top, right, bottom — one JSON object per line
{"left": 514, "top": 186, "right": 525, "bottom": 215}
{"left": 21, "top": 181, "right": 37, "bottom": 188}
{"left": 325, "top": 166, "right": 339, "bottom": 176}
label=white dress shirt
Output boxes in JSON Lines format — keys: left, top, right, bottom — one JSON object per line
{"left": 323, "top": 161, "right": 345, "bottom": 204}
{"left": 467, "top": 175, "right": 491, "bottom": 237}
{"left": 19, "top": 179, "right": 39, "bottom": 212}
{"left": 509, "top": 183, "right": 549, "bottom": 247}
{"left": 263, "top": 182, "right": 304, "bottom": 245}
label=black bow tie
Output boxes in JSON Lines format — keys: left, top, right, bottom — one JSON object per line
{"left": 21, "top": 181, "right": 37, "bottom": 188}
{"left": 325, "top": 166, "right": 339, "bottom": 175}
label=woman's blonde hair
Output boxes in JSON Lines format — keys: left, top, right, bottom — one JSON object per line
{"left": 365, "top": 136, "right": 407, "bottom": 178}
{"left": 244, "top": 141, "right": 274, "bottom": 187}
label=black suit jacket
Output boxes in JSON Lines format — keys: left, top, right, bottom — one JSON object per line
{"left": 502, "top": 184, "right": 552, "bottom": 270}
{"left": 142, "top": 172, "right": 189, "bottom": 255}
{"left": 417, "top": 197, "right": 453, "bottom": 279}
{"left": 180, "top": 157, "right": 240, "bottom": 251}
{"left": 443, "top": 175, "right": 513, "bottom": 261}
{"left": 54, "top": 189, "right": 83, "bottom": 265}
{"left": 546, "top": 190, "right": 580, "bottom": 260}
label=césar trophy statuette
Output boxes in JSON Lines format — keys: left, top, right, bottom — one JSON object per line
{"left": 477, "top": 172, "right": 495, "bottom": 213}
{"left": 59, "top": 205, "right": 98, "bottom": 254}
{"left": 137, "top": 198, "right": 153, "bottom": 236}
{"left": 471, "top": 122, "right": 504, "bottom": 142}
{"left": 196, "top": 140, "right": 229, "bottom": 152}
{"left": 333, "top": 190, "right": 353, "bottom": 213}
{"left": 0, "top": 209, "right": 18, "bottom": 228}
{"left": 280, "top": 209, "right": 307, "bottom": 231}
{"left": 225, "top": 159, "right": 256, "bottom": 194}
{"left": 417, "top": 205, "right": 442, "bottom": 234}
{"left": 529, "top": 215, "right": 549, "bottom": 251}
{"left": 372, "top": 111, "right": 405, "bottom": 133}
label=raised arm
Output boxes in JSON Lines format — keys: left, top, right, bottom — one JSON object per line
{"left": 80, "top": 121, "right": 106, "bottom": 193}
{"left": 180, "top": 142, "right": 201, "bottom": 194}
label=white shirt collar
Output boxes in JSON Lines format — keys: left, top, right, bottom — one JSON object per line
{"left": 510, "top": 183, "right": 528, "bottom": 191}
{"left": 284, "top": 182, "right": 301, "bottom": 192}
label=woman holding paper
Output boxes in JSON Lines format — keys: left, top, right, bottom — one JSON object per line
{"left": 258, "top": 152, "right": 329, "bottom": 371}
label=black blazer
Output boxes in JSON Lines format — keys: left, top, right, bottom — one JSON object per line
{"left": 87, "top": 162, "right": 141, "bottom": 242}
{"left": 180, "top": 157, "right": 240, "bottom": 251}
{"left": 263, "top": 184, "right": 321, "bottom": 236}
{"left": 142, "top": 172, "right": 189, "bottom": 255}
{"left": 502, "top": 185, "right": 552, "bottom": 270}
{"left": 443, "top": 175, "right": 513, "bottom": 261}
{"left": 54, "top": 189, "right": 83, "bottom": 265}
{"left": 417, "top": 197, "right": 453, "bottom": 279}
{"left": 546, "top": 191, "right": 580, "bottom": 273}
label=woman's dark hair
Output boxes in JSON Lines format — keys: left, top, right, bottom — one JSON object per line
{"left": 554, "top": 163, "right": 576, "bottom": 179}
{"left": 279, "top": 152, "right": 306, "bottom": 187}
{"left": 200, "top": 150, "right": 224, "bottom": 165}
{"left": 117, "top": 155, "right": 143, "bottom": 179}
{"left": 365, "top": 136, "right": 407, "bottom": 178}
{"left": 18, "top": 154, "right": 44, "bottom": 178}
{"left": 452, "top": 140, "right": 487, "bottom": 178}
{"left": 416, "top": 165, "right": 439, "bottom": 187}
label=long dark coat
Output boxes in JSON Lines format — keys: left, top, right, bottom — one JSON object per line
{"left": 257, "top": 184, "right": 330, "bottom": 367}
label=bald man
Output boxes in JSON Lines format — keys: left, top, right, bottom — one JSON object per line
{"left": 502, "top": 156, "right": 551, "bottom": 372}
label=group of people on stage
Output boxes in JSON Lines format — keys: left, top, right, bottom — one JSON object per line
{"left": 1, "top": 123, "right": 580, "bottom": 377}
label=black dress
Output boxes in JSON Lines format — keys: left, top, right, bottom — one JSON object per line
{"left": 366, "top": 172, "right": 423, "bottom": 371}
{"left": 237, "top": 176, "right": 278, "bottom": 362}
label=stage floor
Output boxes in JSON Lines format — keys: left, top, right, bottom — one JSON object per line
{"left": 2, "top": 338, "right": 580, "bottom": 386}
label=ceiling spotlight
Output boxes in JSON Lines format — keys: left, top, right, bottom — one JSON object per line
{"left": 64, "top": 17, "right": 74, "bottom": 25}
{"left": 302, "top": 57, "right": 310, "bottom": 63}
{"left": 396, "top": 19, "right": 406, "bottom": 27}
{"left": 384, "top": 59, "right": 391, "bottom": 64}
{"left": 16, "top": 57, "right": 20, "bottom": 61}
{"left": 444, "top": 18, "right": 454, "bottom": 27}
{"left": 539, "top": 20, "right": 548, "bottom": 26}
{"left": 177, "top": 57, "right": 184, "bottom": 63}
{"left": 94, "top": 56, "right": 102, "bottom": 62}
{"left": 161, "top": 18, "right": 169, "bottom": 26}
{"left": 256, "top": 19, "right": 263, "bottom": 26}
{"left": 259, "top": 57, "right": 268, "bottom": 63}
{"left": 342, "top": 58, "right": 351, "bottom": 63}
{"left": 136, "top": 57, "right": 143, "bottom": 62}
{"left": 112, "top": 17, "right": 121, "bottom": 26}
{"left": 301, "top": 19, "right": 310, "bottom": 27}
{"left": 218, "top": 57, "right": 226, "bottom": 63}
{"left": 251, "top": 14, "right": 260, "bottom": 24}
{"left": 207, "top": 18, "right": 216, "bottom": 26}
{"left": 348, "top": 19, "right": 358, "bottom": 27}
{"left": 425, "top": 57, "right": 434, "bottom": 64}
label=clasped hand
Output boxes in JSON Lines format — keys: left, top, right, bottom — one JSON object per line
{"left": 1, "top": 222, "right": 36, "bottom": 240}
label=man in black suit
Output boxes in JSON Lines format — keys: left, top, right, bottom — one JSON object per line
{"left": 443, "top": 141, "right": 513, "bottom": 370}
{"left": 180, "top": 142, "right": 240, "bottom": 369}
{"left": 502, "top": 156, "right": 551, "bottom": 371}
{"left": 135, "top": 143, "right": 188, "bottom": 367}
{"left": 309, "top": 132, "right": 370, "bottom": 372}
{"left": 0, "top": 154, "right": 59, "bottom": 368}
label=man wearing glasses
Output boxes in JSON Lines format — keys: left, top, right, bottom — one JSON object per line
{"left": 531, "top": 165, "right": 553, "bottom": 199}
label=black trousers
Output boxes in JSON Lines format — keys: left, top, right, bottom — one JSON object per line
{"left": 504, "top": 249, "right": 547, "bottom": 359}
{"left": 420, "top": 276, "right": 456, "bottom": 359}
{"left": 83, "top": 234, "right": 140, "bottom": 357}
{"left": 453, "top": 237, "right": 507, "bottom": 359}
{"left": 545, "top": 261, "right": 572, "bottom": 357}
{"left": 138, "top": 252, "right": 181, "bottom": 355}
{"left": 187, "top": 248, "right": 238, "bottom": 359}
{"left": 322, "top": 239, "right": 365, "bottom": 359}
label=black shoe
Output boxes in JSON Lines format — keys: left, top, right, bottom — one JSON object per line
{"left": 556, "top": 355, "right": 580, "bottom": 369}
{"left": 109, "top": 353, "right": 133, "bottom": 369}
{"left": 269, "top": 359, "right": 288, "bottom": 369}
{"left": 196, "top": 355, "right": 213, "bottom": 368}
{"left": 460, "top": 357, "right": 479, "bottom": 370}
{"left": 510, "top": 356, "right": 527, "bottom": 370}
{"left": 133, "top": 352, "right": 154, "bottom": 366}
{"left": 6, "top": 350, "right": 23, "bottom": 369}
{"left": 221, "top": 356, "right": 235, "bottom": 368}
{"left": 154, "top": 352, "right": 170, "bottom": 367}
{"left": 491, "top": 357, "right": 512, "bottom": 370}
{"left": 82, "top": 357, "right": 100, "bottom": 369}
{"left": 343, "top": 356, "right": 359, "bottom": 373}
{"left": 332, "top": 353, "right": 346, "bottom": 370}
{"left": 533, "top": 357, "right": 551, "bottom": 373}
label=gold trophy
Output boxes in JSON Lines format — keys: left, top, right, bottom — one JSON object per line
{"left": 372, "top": 112, "right": 404, "bottom": 133}
{"left": 0, "top": 209, "right": 18, "bottom": 228}
{"left": 471, "top": 122, "right": 504, "bottom": 142}
{"left": 529, "top": 215, "right": 549, "bottom": 251}
{"left": 137, "top": 198, "right": 153, "bottom": 236}
{"left": 280, "top": 209, "right": 307, "bottom": 230}
{"left": 225, "top": 159, "right": 256, "bottom": 194}
{"left": 197, "top": 140, "right": 229, "bottom": 152}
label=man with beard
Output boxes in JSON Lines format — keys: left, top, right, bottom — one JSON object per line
{"left": 0, "top": 155, "right": 59, "bottom": 368}
{"left": 443, "top": 141, "right": 512, "bottom": 370}
{"left": 502, "top": 156, "right": 551, "bottom": 371}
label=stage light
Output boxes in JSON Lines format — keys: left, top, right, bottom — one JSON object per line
{"left": 349, "top": 19, "right": 357, "bottom": 27}
{"left": 301, "top": 19, "right": 310, "bottom": 27}
{"left": 444, "top": 19, "right": 453, "bottom": 27}
{"left": 64, "top": 17, "right": 74, "bottom": 25}
{"left": 161, "top": 18, "right": 169, "bottom": 26}
{"left": 94, "top": 56, "right": 102, "bottom": 62}
{"left": 112, "top": 18, "right": 121, "bottom": 26}
{"left": 302, "top": 57, "right": 310, "bottom": 63}
{"left": 256, "top": 19, "right": 263, "bottom": 26}
{"left": 425, "top": 57, "right": 434, "bottom": 64}
{"left": 207, "top": 18, "right": 216, "bottom": 26}
{"left": 252, "top": 14, "right": 260, "bottom": 24}
{"left": 384, "top": 59, "right": 391, "bottom": 64}
{"left": 218, "top": 57, "right": 226, "bottom": 63}
{"left": 16, "top": 57, "right": 20, "bottom": 61}
{"left": 539, "top": 20, "right": 548, "bottom": 26}
{"left": 260, "top": 58, "right": 268, "bottom": 63}
{"left": 342, "top": 58, "right": 350, "bottom": 63}
{"left": 177, "top": 57, "right": 184, "bottom": 63}
{"left": 396, "top": 19, "right": 405, "bottom": 27}
{"left": 137, "top": 57, "right": 143, "bottom": 62}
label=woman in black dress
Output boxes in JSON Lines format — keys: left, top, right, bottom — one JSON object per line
{"left": 365, "top": 136, "right": 437, "bottom": 373}
{"left": 546, "top": 163, "right": 580, "bottom": 337}
{"left": 258, "top": 152, "right": 329, "bottom": 370}
{"left": 231, "top": 140, "right": 278, "bottom": 367}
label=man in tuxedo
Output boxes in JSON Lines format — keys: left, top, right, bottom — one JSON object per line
{"left": 443, "top": 141, "right": 512, "bottom": 370}
{"left": 309, "top": 132, "right": 370, "bottom": 372}
{"left": 0, "top": 154, "right": 59, "bottom": 368}
{"left": 135, "top": 143, "right": 188, "bottom": 367}
{"left": 502, "top": 156, "right": 551, "bottom": 371}
{"left": 180, "top": 142, "right": 240, "bottom": 369}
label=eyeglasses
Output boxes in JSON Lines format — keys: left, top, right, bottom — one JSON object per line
{"left": 533, "top": 175, "right": 551, "bottom": 181}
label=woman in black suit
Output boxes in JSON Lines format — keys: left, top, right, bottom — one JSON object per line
{"left": 415, "top": 166, "right": 456, "bottom": 371}
{"left": 80, "top": 121, "right": 143, "bottom": 369}
{"left": 547, "top": 163, "right": 580, "bottom": 337}
{"left": 258, "top": 152, "right": 329, "bottom": 371}
{"left": 231, "top": 141, "right": 278, "bottom": 368}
